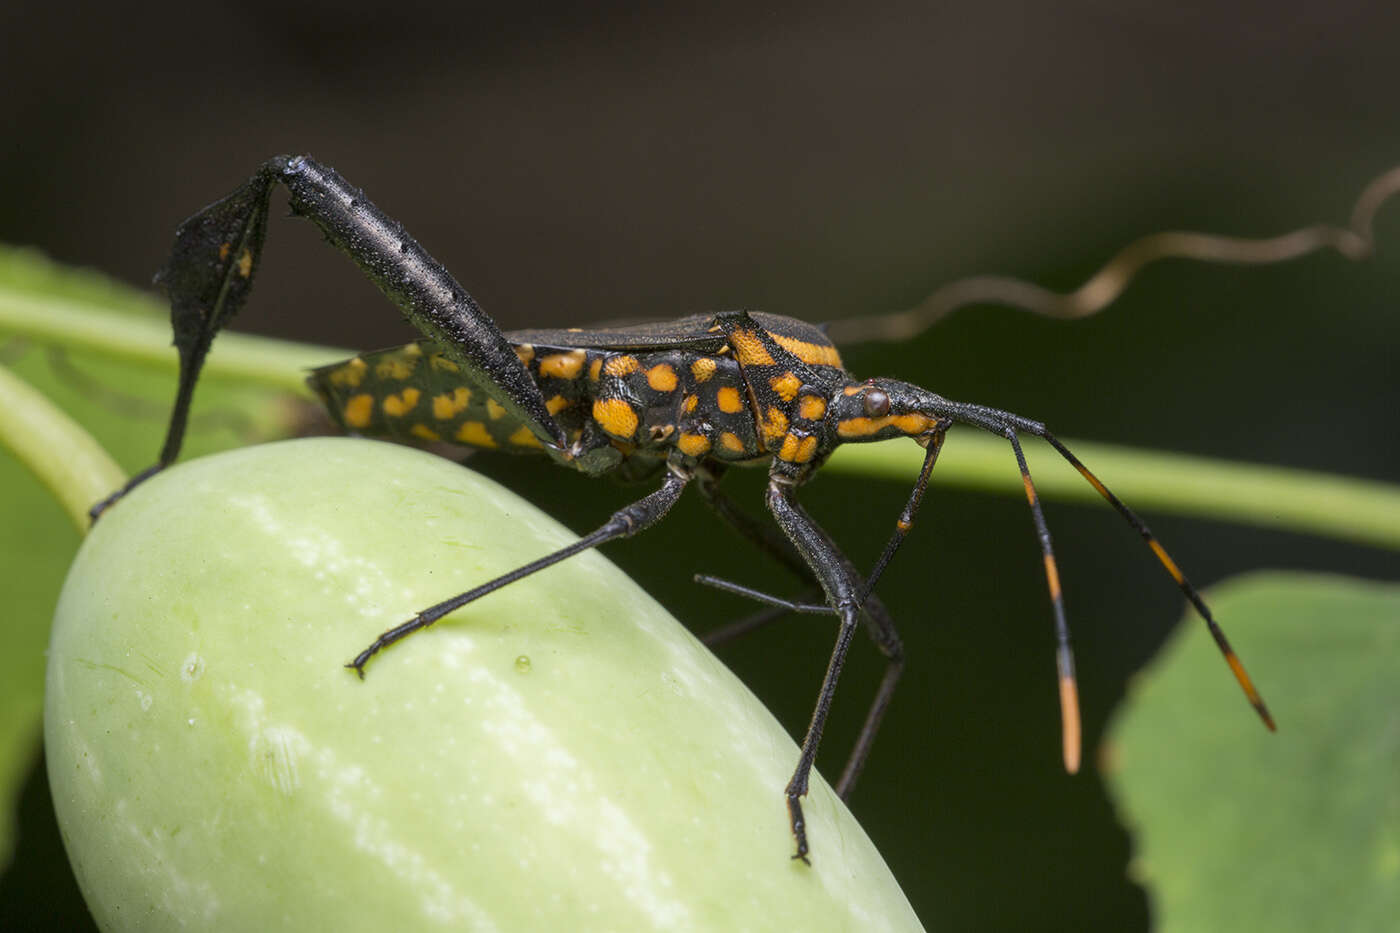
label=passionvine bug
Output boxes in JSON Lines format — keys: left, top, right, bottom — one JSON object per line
{"left": 92, "top": 154, "right": 1274, "bottom": 862}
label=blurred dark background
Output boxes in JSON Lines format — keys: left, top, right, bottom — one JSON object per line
{"left": 3, "top": 1, "right": 1397, "bottom": 929}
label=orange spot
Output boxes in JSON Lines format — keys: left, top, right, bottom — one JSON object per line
{"left": 592, "top": 398, "right": 639, "bottom": 439}
{"left": 763, "top": 406, "right": 789, "bottom": 441}
{"left": 681, "top": 393, "right": 699, "bottom": 414}
{"left": 545, "top": 394, "right": 571, "bottom": 415}
{"left": 646, "top": 363, "right": 678, "bottom": 391}
{"left": 604, "top": 355, "right": 640, "bottom": 377}
{"left": 514, "top": 343, "right": 535, "bottom": 365}
{"left": 410, "top": 424, "right": 441, "bottom": 442}
{"left": 771, "top": 333, "right": 842, "bottom": 368}
{"left": 717, "top": 387, "right": 745, "bottom": 414}
{"left": 343, "top": 393, "right": 374, "bottom": 429}
{"left": 432, "top": 387, "right": 472, "bottom": 420}
{"left": 842, "top": 385, "right": 863, "bottom": 396}
{"left": 375, "top": 355, "right": 417, "bottom": 380}
{"left": 218, "top": 242, "right": 231, "bottom": 261}
{"left": 798, "top": 395, "right": 826, "bottom": 420}
{"left": 485, "top": 398, "right": 507, "bottom": 420}
{"left": 588, "top": 357, "right": 603, "bottom": 382}
{"left": 837, "top": 417, "right": 877, "bottom": 438}
{"left": 429, "top": 353, "right": 460, "bottom": 373}
{"left": 768, "top": 372, "right": 801, "bottom": 402}
{"left": 776, "top": 433, "right": 820, "bottom": 463}
{"left": 690, "top": 357, "right": 718, "bottom": 382}
{"left": 381, "top": 387, "right": 421, "bottom": 417}
{"left": 539, "top": 350, "right": 586, "bottom": 379}
{"left": 237, "top": 249, "right": 253, "bottom": 278}
{"left": 508, "top": 426, "right": 543, "bottom": 448}
{"left": 719, "top": 431, "right": 745, "bottom": 453}
{"left": 728, "top": 329, "right": 775, "bottom": 366}
{"left": 455, "top": 421, "right": 497, "bottom": 448}
{"left": 677, "top": 433, "right": 711, "bottom": 457}
{"left": 892, "top": 414, "right": 934, "bottom": 435}
{"left": 836, "top": 413, "right": 934, "bottom": 439}
{"left": 328, "top": 357, "right": 367, "bottom": 388}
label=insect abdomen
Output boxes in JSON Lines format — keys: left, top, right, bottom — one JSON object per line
{"left": 310, "top": 339, "right": 770, "bottom": 465}
{"left": 308, "top": 340, "right": 578, "bottom": 453}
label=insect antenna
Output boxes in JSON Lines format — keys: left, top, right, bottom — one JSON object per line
{"left": 943, "top": 400, "right": 1276, "bottom": 737}
{"left": 1005, "top": 430, "right": 1082, "bottom": 774}
{"left": 1035, "top": 429, "right": 1277, "bottom": 732}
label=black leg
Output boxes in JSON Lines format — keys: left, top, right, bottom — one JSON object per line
{"left": 694, "top": 466, "right": 810, "bottom": 580}
{"left": 693, "top": 578, "right": 829, "bottom": 652}
{"left": 765, "top": 479, "right": 896, "bottom": 861}
{"left": 694, "top": 576, "right": 832, "bottom": 615}
{"left": 94, "top": 155, "right": 570, "bottom": 520}
{"left": 694, "top": 470, "right": 906, "bottom": 801}
{"left": 860, "top": 429, "right": 946, "bottom": 599}
{"left": 348, "top": 464, "right": 692, "bottom": 674}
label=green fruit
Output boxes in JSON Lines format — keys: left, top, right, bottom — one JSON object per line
{"left": 45, "top": 438, "right": 923, "bottom": 932}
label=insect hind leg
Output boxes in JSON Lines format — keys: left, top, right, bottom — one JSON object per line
{"left": 89, "top": 163, "right": 281, "bottom": 520}
{"left": 93, "top": 155, "right": 570, "bottom": 521}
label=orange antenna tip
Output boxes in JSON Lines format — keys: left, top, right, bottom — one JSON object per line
{"left": 1059, "top": 673, "right": 1082, "bottom": 774}
{"left": 1224, "top": 649, "right": 1277, "bottom": 731}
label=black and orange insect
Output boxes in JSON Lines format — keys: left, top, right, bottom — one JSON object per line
{"left": 93, "top": 154, "right": 1274, "bottom": 862}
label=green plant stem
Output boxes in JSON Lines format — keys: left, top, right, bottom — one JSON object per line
{"left": 0, "top": 363, "right": 125, "bottom": 533}
{"left": 0, "top": 288, "right": 346, "bottom": 394}
{"left": 5, "top": 280, "right": 1399, "bottom": 551}
{"left": 828, "top": 438, "right": 1400, "bottom": 551}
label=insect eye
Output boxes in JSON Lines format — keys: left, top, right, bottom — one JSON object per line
{"left": 863, "top": 388, "right": 891, "bottom": 417}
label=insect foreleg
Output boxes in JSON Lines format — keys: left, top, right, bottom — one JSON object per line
{"left": 860, "top": 428, "right": 947, "bottom": 599}
{"left": 348, "top": 462, "right": 693, "bottom": 676}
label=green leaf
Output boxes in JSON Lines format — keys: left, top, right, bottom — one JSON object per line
{"left": 0, "top": 247, "right": 307, "bottom": 871}
{"left": 1106, "top": 572, "right": 1400, "bottom": 931}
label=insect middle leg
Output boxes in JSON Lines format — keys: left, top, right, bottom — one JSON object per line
{"left": 692, "top": 467, "right": 906, "bottom": 800}
{"left": 692, "top": 465, "right": 827, "bottom": 646}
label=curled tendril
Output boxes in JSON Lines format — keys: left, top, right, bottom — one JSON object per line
{"left": 826, "top": 164, "right": 1400, "bottom": 345}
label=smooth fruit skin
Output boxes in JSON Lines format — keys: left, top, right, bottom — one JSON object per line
{"left": 45, "top": 438, "right": 924, "bottom": 932}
